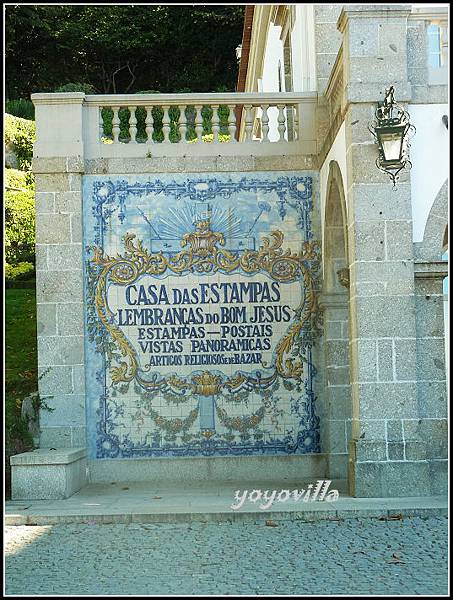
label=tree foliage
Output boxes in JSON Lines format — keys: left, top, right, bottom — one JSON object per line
{"left": 5, "top": 114, "right": 36, "bottom": 170}
{"left": 4, "top": 169, "right": 35, "bottom": 265}
{"left": 5, "top": 127, "right": 36, "bottom": 267}
{"left": 5, "top": 5, "right": 244, "bottom": 99}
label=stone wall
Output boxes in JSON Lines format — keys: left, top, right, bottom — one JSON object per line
{"left": 30, "top": 3, "right": 448, "bottom": 497}
{"left": 35, "top": 160, "right": 86, "bottom": 448}
{"left": 33, "top": 154, "right": 331, "bottom": 468}
{"left": 334, "top": 4, "right": 448, "bottom": 497}
{"left": 407, "top": 14, "right": 448, "bottom": 104}
{"left": 413, "top": 273, "right": 448, "bottom": 494}
{"left": 314, "top": 5, "right": 343, "bottom": 96}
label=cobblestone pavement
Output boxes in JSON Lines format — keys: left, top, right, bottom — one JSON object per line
{"left": 5, "top": 517, "right": 448, "bottom": 595}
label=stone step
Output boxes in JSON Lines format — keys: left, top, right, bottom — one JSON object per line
{"left": 5, "top": 481, "right": 446, "bottom": 526}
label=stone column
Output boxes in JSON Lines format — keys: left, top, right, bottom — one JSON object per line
{"left": 338, "top": 6, "right": 434, "bottom": 496}
{"left": 319, "top": 292, "right": 352, "bottom": 481}
{"left": 413, "top": 263, "right": 448, "bottom": 495}
{"left": 32, "top": 93, "right": 87, "bottom": 449}
{"left": 314, "top": 5, "right": 343, "bottom": 95}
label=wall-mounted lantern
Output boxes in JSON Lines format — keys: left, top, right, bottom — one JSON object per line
{"left": 368, "top": 86, "right": 416, "bottom": 188}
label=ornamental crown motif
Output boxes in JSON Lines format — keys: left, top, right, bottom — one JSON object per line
{"left": 181, "top": 216, "right": 225, "bottom": 257}
{"left": 192, "top": 371, "right": 222, "bottom": 396}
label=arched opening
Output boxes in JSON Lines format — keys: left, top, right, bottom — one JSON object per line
{"left": 324, "top": 177, "right": 348, "bottom": 292}
{"left": 320, "top": 161, "right": 352, "bottom": 487}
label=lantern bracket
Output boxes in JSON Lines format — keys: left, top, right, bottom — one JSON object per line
{"left": 368, "top": 86, "right": 416, "bottom": 188}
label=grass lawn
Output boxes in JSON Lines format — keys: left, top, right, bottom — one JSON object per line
{"left": 5, "top": 287, "right": 38, "bottom": 493}
{"left": 6, "top": 287, "right": 38, "bottom": 389}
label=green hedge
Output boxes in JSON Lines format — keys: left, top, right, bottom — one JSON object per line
{"left": 5, "top": 169, "right": 35, "bottom": 266}
{"left": 5, "top": 167, "right": 30, "bottom": 190}
{"left": 5, "top": 114, "right": 36, "bottom": 267}
{"left": 5, "top": 99, "right": 35, "bottom": 121}
{"left": 54, "top": 82, "right": 97, "bottom": 94}
{"left": 101, "top": 99, "right": 231, "bottom": 143}
{"left": 5, "top": 114, "right": 36, "bottom": 171}
{"left": 5, "top": 262, "right": 35, "bottom": 282}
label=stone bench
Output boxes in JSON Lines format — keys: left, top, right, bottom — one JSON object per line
{"left": 10, "top": 448, "right": 87, "bottom": 500}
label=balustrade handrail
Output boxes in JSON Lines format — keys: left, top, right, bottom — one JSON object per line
{"left": 32, "top": 91, "right": 318, "bottom": 106}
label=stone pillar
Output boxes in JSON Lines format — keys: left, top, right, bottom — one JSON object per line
{"left": 319, "top": 292, "right": 352, "bottom": 481}
{"left": 32, "top": 93, "right": 87, "bottom": 449}
{"left": 338, "top": 6, "right": 435, "bottom": 496}
{"left": 413, "top": 264, "right": 448, "bottom": 495}
{"left": 314, "top": 4, "right": 343, "bottom": 95}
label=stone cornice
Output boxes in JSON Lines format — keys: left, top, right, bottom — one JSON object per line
{"left": 408, "top": 6, "right": 448, "bottom": 22}
{"left": 337, "top": 5, "right": 412, "bottom": 33}
{"left": 31, "top": 92, "right": 86, "bottom": 105}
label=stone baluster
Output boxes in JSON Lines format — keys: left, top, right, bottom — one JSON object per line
{"left": 112, "top": 107, "right": 120, "bottom": 143}
{"left": 195, "top": 105, "right": 203, "bottom": 142}
{"left": 99, "top": 108, "right": 104, "bottom": 141}
{"left": 178, "top": 105, "right": 187, "bottom": 143}
{"left": 227, "top": 104, "right": 237, "bottom": 142}
{"left": 261, "top": 104, "right": 270, "bottom": 142}
{"left": 162, "top": 105, "right": 171, "bottom": 143}
{"left": 145, "top": 107, "right": 154, "bottom": 143}
{"left": 128, "top": 106, "right": 137, "bottom": 143}
{"left": 244, "top": 104, "right": 253, "bottom": 141}
{"left": 211, "top": 105, "right": 220, "bottom": 143}
{"left": 293, "top": 105, "right": 299, "bottom": 141}
{"left": 277, "top": 104, "right": 286, "bottom": 141}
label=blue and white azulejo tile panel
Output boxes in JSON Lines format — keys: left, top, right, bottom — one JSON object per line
{"left": 83, "top": 171, "right": 322, "bottom": 458}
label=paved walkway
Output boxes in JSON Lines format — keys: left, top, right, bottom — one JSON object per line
{"left": 5, "top": 516, "right": 448, "bottom": 595}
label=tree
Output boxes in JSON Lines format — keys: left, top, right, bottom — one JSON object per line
{"left": 5, "top": 5, "right": 244, "bottom": 98}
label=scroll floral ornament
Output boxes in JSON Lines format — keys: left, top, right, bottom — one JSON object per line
{"left": 87, "top": 225, "right": 321, "bottom": 395}
{"left": 215, "top": 405, "right": 266, "bottom": 433}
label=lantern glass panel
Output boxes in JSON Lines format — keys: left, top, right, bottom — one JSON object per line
{"left": 376, "top": 124, "right": 407, "bottom": 165}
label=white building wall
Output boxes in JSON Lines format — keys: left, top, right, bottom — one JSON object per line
{"left": 291, "top": 5, "right": 317, "bottom": 92}
{"left": 290, "top": 8, "right": 303, "bottom": 92}
{"left": 261, "top": 23, "right": 283, "bottom": 93}
{"left": 257, "top": 7, "right": 448, "bottom": 250}
{"left": 260, "top": 23, "right": 284, "bottom": 141}
{"left": 408, "top": 103, "right": 449, "bottom": 242}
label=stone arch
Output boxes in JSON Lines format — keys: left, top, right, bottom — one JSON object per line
{"left": 418, "top": 179, "right": 448, "bottom": 260}
{"left": 320, "top": 160, "right": 352, "bottom": 485}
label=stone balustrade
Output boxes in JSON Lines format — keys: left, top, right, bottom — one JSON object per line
{"left": 31, "top": 92, "right": 318, "bottom": 159}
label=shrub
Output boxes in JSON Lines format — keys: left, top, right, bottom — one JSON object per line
{"left": 5, "top": 175, "right": 35, "bottom": 265}
{"left": 5, "top": 114, "right": 36, "bottom": 171}
{"left": 54, "top": 82, "right": 97, "bottom": 94}
{"left": 5, "top": 99, "right": 35, "bottom": 121}
{"left": 188, "top": 133, "right": 231, "bottom": 143}
{"left": 100, "top": 101, "right": 231, "bottom": 144}
{"left": 5, "top": 167, "right": 29, "bottom": 190}
{"left": 5, "top": 262, "right": 35, "bottom": 282}
{"left": 101, "top": 107, "right": 134, "bottom": 142}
